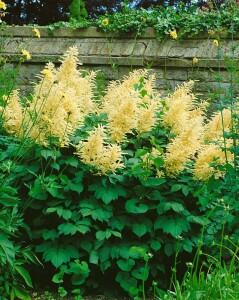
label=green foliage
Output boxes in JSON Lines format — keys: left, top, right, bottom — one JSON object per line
{"left": 50, "top": 1, "right": 239, "bottom": 40}
{"left": 69, "top": 0, "right": 88, "bottom": 22}
{"left": 0, "top": 184, "right": 40, "bottom": 299}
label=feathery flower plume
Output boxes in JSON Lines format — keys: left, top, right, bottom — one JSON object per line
{"left": 163, "top": 80, "right": 199, "bottom": 134}
{"left": 102, "top": 69, "right": 161, "bottom": 142}
{"left": 2, "top": 90, "right": 23, "bottom": 135}
{"left": 165, "top": 116, "right": 204, "bottom": 176}
{"left": 2, "top": 47, "right": 97, "bottom": 147}
{"left": 76, "top": 125, "right": 124, "bottom": 174}
{"left": 204, "top": 109, "right": 232, "bottom": 141}
{"left": 193, "top": 143, "right": 233, "bottom": 181}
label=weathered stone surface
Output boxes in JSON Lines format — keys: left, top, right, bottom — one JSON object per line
{"left": 2, "top": 26, "right": 239, "bottom": 96}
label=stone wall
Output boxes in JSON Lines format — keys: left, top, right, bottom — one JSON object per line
{"left": 1, "top": 26, "right": 239, "bottom": 97}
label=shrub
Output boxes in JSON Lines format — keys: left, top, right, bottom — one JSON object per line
{"left": 0, "top": 46, "right": 237, "bottom": 296}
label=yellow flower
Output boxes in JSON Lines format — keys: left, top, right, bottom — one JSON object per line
{"left": 21, "top": 49, "right": 31, "bottom": 60}
{"left": 101, "top": 18, "right": 109, "bottom": 27}
{"left": 213, "top": 39, "right": 219, "bottom": 47}
{"left": 0, "top": 1, "right": 7, "bottom": 10}
{"left": 2, "top": 94, "right": 8, "bottom": 101}
{"left": 33, "top": 28, "right": 41, "bottom": 38}
{"left": 170, "top": 29, "right": 178, "bottom": 39}
{"left": 208, "top": 29, "right": 215, "bottom": 36}
{"left": 193, "top": 57, "right": 198, "bottom": 64}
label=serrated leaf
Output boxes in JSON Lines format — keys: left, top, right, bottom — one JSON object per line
{"left": 29, "top": 184, "right": 48, "bottom": 200}
{"left": 132, "top": 224, "right": 147, "bottom": 238}
{"left": 94, "top": 186, "right": 126, "bottom": 204}
{"left": 65, "top": 182, "right": 83, "bottom": 195}
{"left": 0, "top": 232, "right": 15, "bottom": 265}
{"left": 125, "top": 199, "right": 148, "bottom": 214}
{"left": 60, "top": 209, "right": 72, "bottom": 220}
{"left": 164, "top": 202, "right": 184, "bottom": 213}
{"left": 58, "top": 223, "right": 78, "bottom": 235}
{"left": 155, "top": 216, "right": 190, "bottom": 237}
{"left": 43, "top": 246, "right": 70, "bottom": 268}
{"left": 42, "top": 229, "right": 58, "bottom": 241}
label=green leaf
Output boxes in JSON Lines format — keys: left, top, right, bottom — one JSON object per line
{"left": 0, "top": 232, "right": 15, "bottom": 265}
{"left": 117, "top": 258, "right": 135, "bottom": 271}
{"left": 29, "top": 184, "right": 48, "bottom": 200}
{"left": 135, "top": 149, "right": 149, "bottom": 158}
{"left": 132, "top": 267, "right": 149, "bottom": 280}
{"left": 15, "top": 266, "right": 33, "bottom": 288}
{"left": 60, "top": 209, "right": 72, "bottom": 220}
{"left": 150, "top": 240, "right": 161, "bottom": 251}
{"left": 43, "top": 244, "right": 79, "bottom": 268}
{"left": 155, "top": 216, "right": 190, "bottom": 237}
{"left": 125, "top": 199, "right": 148, "bottom": 214}
{"left": 58, "top": 222, "right": 78, "bottom": 235}
{"left": 141, "top": 177, "right": 166, "bottom": 187}
{"left": 65, "top": 182, "right": 84, "bottom": 195}
{"left": 132, "top": 224, "right": 147, "bottom": 238}
{"left": 164, "top": 202, "right": 185, "bottom": 213}
{"left": 171, "top": 184, "right": 183, "bottom": 192}
{"left": 80, "top": 239, "right": 92, "bottom": 253}
{"left": 14, "top": 287, "right": 31, "bottom": 300}
{"left": 89, "top": 250, "right": 99, "bottom": 265}
{"left": 129, "top": 246, "right": 147, "bottom": 259}
{"left": 93, "top": 185, "right": 126, "bottom": 204}
{"left": 96, "top": 230, "right": 106, "bottom": 241}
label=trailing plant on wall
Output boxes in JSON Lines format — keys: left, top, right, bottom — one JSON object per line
{"left": 49, "top": 0, "right": 239, "bottom": 40}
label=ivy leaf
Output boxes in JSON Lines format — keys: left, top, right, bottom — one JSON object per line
{"left": 132, "top": 224, "right": 147, "bottom": 238}
{"left": 125, "top": 199, "right": 148, "bottom": 214}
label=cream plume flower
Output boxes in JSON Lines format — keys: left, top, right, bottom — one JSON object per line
{"left": 102, "top": 69, "right": 161, "bottom": 142}
{"left": 76, "top": 125, "right": 124, "bottom": 174}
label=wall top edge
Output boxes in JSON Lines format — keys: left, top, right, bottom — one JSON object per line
{"left": 1, "top": 26, "right": 237, "bottom": 39}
